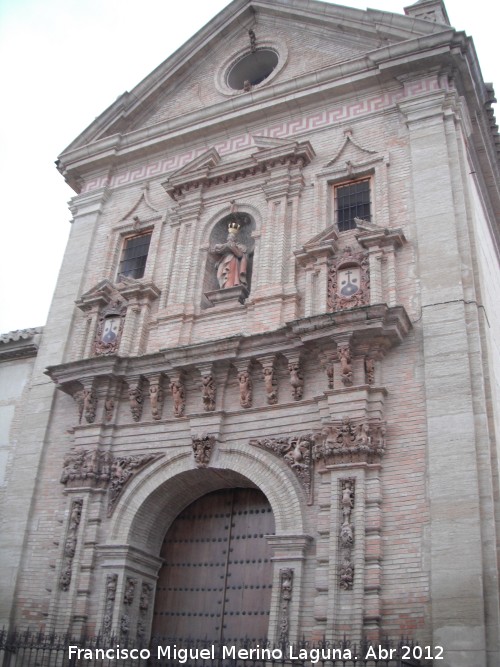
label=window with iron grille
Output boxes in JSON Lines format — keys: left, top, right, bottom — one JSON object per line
{"left": 118, "top": 232, "right": 152, "bottom": 279}
{"left": 335, "top": 180, "right": 371, "bottom": 232}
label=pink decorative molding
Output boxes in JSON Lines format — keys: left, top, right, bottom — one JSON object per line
{"left": 81, "top": 77, "right": 442, "bottom": 194}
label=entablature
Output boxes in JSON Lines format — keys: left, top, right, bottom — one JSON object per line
{"left": 162, "top": 140, "right": 315, "bottom": 202}
{"left": 46, "top": 304, "right": 411, "bottom": 425}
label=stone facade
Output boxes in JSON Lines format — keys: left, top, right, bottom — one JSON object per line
{"left": 0, "top": 1, "right": 499, "bottom": 666}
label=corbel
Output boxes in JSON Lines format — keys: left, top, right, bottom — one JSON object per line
{"left": 191, "top": 433, "right": 216, "bottom": 468}
{"left": 318, "top": 349, "right": 336, "bottom": 391}
{"left": 146, "top": 374, "right": 165, "bottom": 421}
{"left": 73, "top": 387, "right": 85, "bottom": 425}
{"left": 258, "top": 355, "right": 278, "bottom": 405}
{"left": 81, "top": 379, "right": 98, "bottom": 424}
{"left": 126, "top": 376, "right": 144, "bottom": 422}
{"left": 284, "top": 351, "right": 304, "bottom": 401}
{"left": 197, "top": 364, "right": 216, "bottom": 412}
{"left": 232, "top": 359, "right": 253, "bottom": 409}
{"left": 334, "top": 336, "right": 354, "bottom": 387}
{"left": 103, "top": 377, "right": 122, "bottom": 424}
{"left": 169, "top": 370, "right": 186, "bottom": 418}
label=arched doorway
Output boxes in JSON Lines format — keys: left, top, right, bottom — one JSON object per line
{"left": 151, "top": 487, "right": 275, "bottom": 642}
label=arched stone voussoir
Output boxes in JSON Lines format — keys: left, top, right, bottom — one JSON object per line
{"left": 107, "top": 445, "right": 307, "bottom": 555}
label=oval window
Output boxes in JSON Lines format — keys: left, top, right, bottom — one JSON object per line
{"left": 227, "top": 49, "right": 279, "bottom": 90}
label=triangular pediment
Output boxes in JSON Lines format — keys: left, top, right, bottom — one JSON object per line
{"left": 326, "top": 130, "right": 378, "bottom": 168}
{"left": 169, "top": 147, "right": 221, "bottom": 180}
{"left": 76, "top": 280, "right": 123, "bottom": 309}
{"left": 294, "top": 224, "right": 338, "bottom": 265}
{"left": 60, "top": 0, "right": 453, "bottom": 162}
{"left": 76, "top": 276, "right": 160, "bottom": 312}
{"left": 120, "top": 184, "right": 160, "bottom": 224}
{"left": 303, "top": 224, "right": 339, "bottom": 251}
{"left": 163, "top": 139, "right": 315, "bottom": 200}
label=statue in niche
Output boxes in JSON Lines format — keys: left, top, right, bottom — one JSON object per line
{"left": 211, "top": 203, "right": 248, "bottom": 289}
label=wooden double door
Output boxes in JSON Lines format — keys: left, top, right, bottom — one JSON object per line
{"left": 152, "top": 487, "right": 275, "bottom": 642}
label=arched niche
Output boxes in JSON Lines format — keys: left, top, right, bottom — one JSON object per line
{"left": 202, "top": 212, "right": 256, "bottom": 307}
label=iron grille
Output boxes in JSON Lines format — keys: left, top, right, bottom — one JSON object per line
{"left": 0, "top": 629, "right": 422, "bottom": 667}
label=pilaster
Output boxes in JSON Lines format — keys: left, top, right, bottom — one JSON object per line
{"left": 0, "top": 187, "right": 110, "bottom": 628}
{"left": 266, "top": 534, "right": 313, "bottom": 644}
{"left": 399, "top": 89, "right": 487, "bottom": 667}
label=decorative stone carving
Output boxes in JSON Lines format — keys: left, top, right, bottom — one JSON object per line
{"left": 148, "top": 376, "right": 164, "bottom": 420}
{"left": 123, "top": 577, "right": 136, "bottom": 606}
{"left": 278, "top": 568, "right": 293, "bottom": 643}
{"left": 170, "top": 375, "right": 186, "bottom": 417}
{"left": 263, "top": 366, "right": 278, "bottom": 405}
{"left": 102, "top": 573, "right": 118, "bottom": 637}
{"left": 201, "top": 373, "right": 216, "bottom": 412}
{"left": 60, "top": 447, "right": 163, "bottom": 514}
{"left": 137, "top": 582, "right": 153, "bottom": 643}
{"left": 128, "top": 381, "right": 144, "bottom": 422}
{"left": 250, "top": 434, "right": 313, "bottom": 497}
{"left": 237, "top": 368, "right": 253, "bottom": 409}
{"left": 339, "top": 479, "right": 355, "bottom": 590}
{"left": 60, "top": 447, "right": 112, "bottom": 486}
{"left": 326, "top": 362, "right": 334, "bottom": 390}
{"left": 313, "top": 417, "right": 386, "bottom": 464}
{"left": 192, "top": 433, "right": 216, "bottom": 468}
{"left": 365, "top": 357, "right": 375, "bottom": 385}
{"left": 136, "top": 619, "right": 146, "bottom": 643}
{"left": 121, "top": 577, "right": 137, "bottom": 638}
{"left": 59, "top": 498, "right": 83, "bottom": 591}
{"left": 104, "top": 398, "right": 115, "bottom": 422}
{"left": 139, "top": 582, "right": 154, "bottom": 613}
{"left": 93, "top": 301, "right": 127, "bottom": 356}
{"left": 337, "top": 343, "right": 353, "bottom": 386}
{"left": 327, "top": 248, "right": 370, "bottom": 312}
{"left": 73, "top": 390, "right": 85, "bottom": 424}
{"left": 108, "top": 453, "right": 163, "bottom": 516}
{"left": 120, "top": 614, "right": 130, "bottom": 637}
{"left": 249, "top": 28, "right": 256, "bottom": 52}
{"left": 288, "top": 360, "right": 304, "bottom": 401}
{"left": 82, "top": 387, "right": 97, "bottom": 424}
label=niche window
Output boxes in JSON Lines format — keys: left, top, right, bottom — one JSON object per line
{"left": 118, "top": 232, "right": 152, "bottom": 279}
{"left": 335, "top": 180, "right": 371, "bottom": 232}
{"left": 203, "top": 211, "right": 255, "bottom": 307}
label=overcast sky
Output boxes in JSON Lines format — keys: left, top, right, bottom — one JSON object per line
{"left": 0, "top": 0, "right": 497, "bottom": 333}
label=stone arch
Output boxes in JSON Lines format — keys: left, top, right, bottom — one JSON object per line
{"left": 107, "top": 446, "right": 307, "bottom": 555}
{"left": 201, "top": 202, "right": 262, "bottom": 244}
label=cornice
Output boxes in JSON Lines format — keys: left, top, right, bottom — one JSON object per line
{"left": 46, "top": 305, "right": 411, "bottom": 393}
{"left": 162, "top": 140, "right": 315, "bottom": 201}
{"left": 60, "top": 0, "right": 446, "bottom": 159}
{"left": 0, "top": 327, "right": 43, "bottom": 361}
{"left": 57, "top": 31, "right": 464, "bottom": 193}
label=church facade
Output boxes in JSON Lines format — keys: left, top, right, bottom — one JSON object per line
{"left": 1, "top": 1, "right": 499, "bottom": 666}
